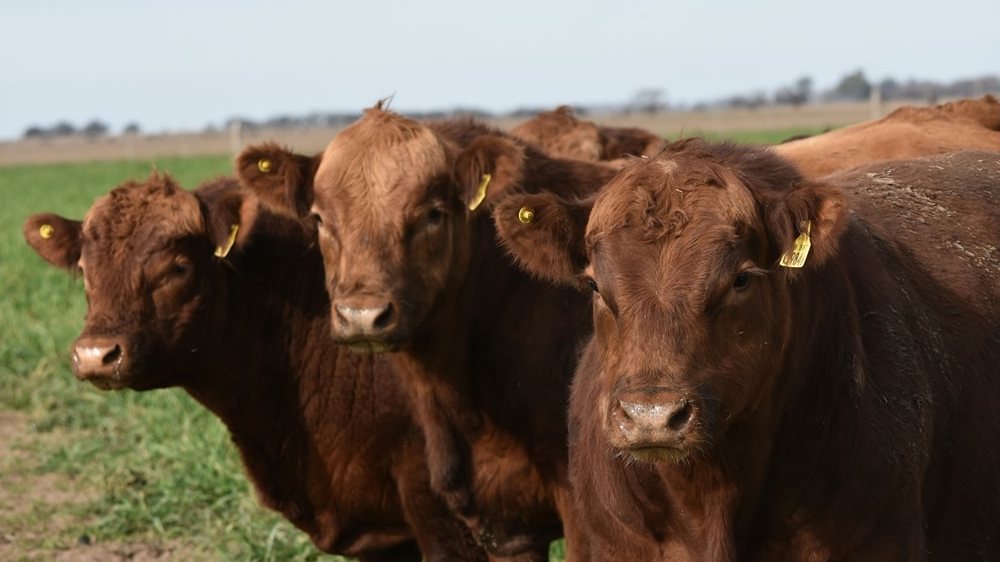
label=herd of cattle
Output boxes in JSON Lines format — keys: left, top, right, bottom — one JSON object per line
{"left": 22, "top": 95, "right": 1000, "bottom": 561}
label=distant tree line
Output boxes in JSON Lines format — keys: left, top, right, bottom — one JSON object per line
{"left": 718, "top": 70, "right": 1000, "bottom": 109}
{"left": 23, "top": 120, "right": 140, "bottom": 139}
{"left": 23, "top": 70, "right": 1000, "bottom": 139}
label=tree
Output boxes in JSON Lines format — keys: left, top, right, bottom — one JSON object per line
{"left": 52, "top": 121, "right": 76, "bottom": 136}
{"left": 23, "top": 126, "right": 47, "bottom": 139}
{"left": 832, "top": 69, "right": 871, "bottom": 101}
{"left": 774, "top": 75, "right": 813, "bottom": 106}
{"left": 627, "top": 88, "right": 667, "bottom": 114}
{"left": 82, "top": 120, "right": 109, "bottom": 137}
{"left": 122, "top": 122, "right": 141, "bottom": 135}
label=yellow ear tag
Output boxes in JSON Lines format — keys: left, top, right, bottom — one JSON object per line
{"left": 214, "top": 224, "right": 240, "bottom": 258}
{"left": 257, "top": 158, "right": 272, "bottom": 173}
{"left": 468, "top": 173, "right": 491, "bottom": 211}
{"left": 39, "top": 224, "right": 55, "bottom": 239}
{"left": 779, "top": 221, "right": 812, "bottom": 268}
{"left": 518, "top": 206, "right": 535, "bottom": 224}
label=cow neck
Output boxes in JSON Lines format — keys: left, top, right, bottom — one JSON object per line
{"left": 739, "top": 216, "right": 922, "bottom": 556}
{"left": 179, "top": 214, "right": 398, "bottom": 548}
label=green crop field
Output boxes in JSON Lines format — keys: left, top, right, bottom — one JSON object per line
{"left": 0, "top": 128, "right": 821, "bottom": 561}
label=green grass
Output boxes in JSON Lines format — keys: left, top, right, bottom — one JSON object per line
{"left": 669, "top": 126, "right": 830, "bottom": 145}
{"left": 0, "top": 129, "right": 820, "bottom": 560}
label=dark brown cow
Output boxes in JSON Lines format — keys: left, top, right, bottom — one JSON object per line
{"left": 236, "top": 109, "right": 619, "bottom": 560}
{"left": 511, "top": 105, "right": 664, "bottom": 161}
{"left": 23, "top": 175, "right": 486, "bottom": 562}
{"left": 776, "top": 94, "right": 1000, "bottom": 177}
{"left": 494, "top": 144, "right": 1000, "bottom": 560}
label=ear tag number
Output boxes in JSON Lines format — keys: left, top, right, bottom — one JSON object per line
{"left": 468, "top": 173, "right": 491, "bottom": 211}
{"left": 39, "top": 224, "right": 55, "bottom": 239}
{"left": 517, "top": 206, "right": 535, "bottom": 224}
{"left": 779, "top": 221, "right": 811, "bottom": 268}
{"left": 214, "top": 224, "right": 240, "bottom": 258}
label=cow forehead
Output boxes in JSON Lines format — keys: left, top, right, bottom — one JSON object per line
{"left": 314, "top": 113, "right": 451, "bottom": 211}
{"left": 82, "top": 180, "right": 203, "bottom": 261}
{"left": 586, "top": 157, "right": 757, "bottom": 249}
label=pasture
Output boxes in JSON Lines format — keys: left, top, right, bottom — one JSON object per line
{"left": 0, "top": 127, "right": 820, "bottom": 561}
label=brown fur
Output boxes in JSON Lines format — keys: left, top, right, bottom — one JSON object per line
{"left": 236, "top": 108, "right": 619, "bottom": 560}
{"left": 22, "top": 176, "right": 487, "bottom": 562}
{"left": 496, "top": 143, "right": 1000, "bottom": 560}
{"left": 776, "top": 95, "right": 1000, "bottom": 177}
{"left": 511, "top": 106, "right": 664, "bottom": 161}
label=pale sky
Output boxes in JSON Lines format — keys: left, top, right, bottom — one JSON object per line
{"left": 1, "top": 0, "right": 997, "bottom": 140}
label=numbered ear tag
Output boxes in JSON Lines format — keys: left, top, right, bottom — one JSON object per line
{"left": 39, "top": 224, "right": 55, "bottom": 239}
{"left": 517, "top": 206, "right": 535, "bottom": 224}
{"left": 779, "top": 221, "right": 811, "bottom": 268}
{"left": 214, "top": 224, "right": 240, "bottom": 258}
{"left": 468, "top": 173, "right": 491, "bottom": 211}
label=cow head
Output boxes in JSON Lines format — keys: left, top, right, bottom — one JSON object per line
{"left": 237, "top": 105, "right": 525, "bottom": 351}
{"left": 494, "top": 139, "right": 847, "bottom": 463}
{"left": 23, "top": 175, "right": 257, "bottom": 390}
{"left": 510, "top": 106, "right": 604, "bottom": 162}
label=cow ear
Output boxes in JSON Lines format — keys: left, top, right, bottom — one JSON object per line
{"left": 766, "top": 182, "right": 847, "bottom": 271}
{"left": 454, "top": 135, "right": 525, "bottom": 212}
{"left": 493, "top": 191, "right": 592, "bottom": 287}
{"left": 197, "top": 188, "right": 259, "bottom": 259}
{"left": 236, "top": 142, "right": 318, "bottom": 218}
{"left": 23, "top": 213, "right": 82, "bottom": 270}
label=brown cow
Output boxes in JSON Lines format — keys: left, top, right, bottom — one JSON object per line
{"left": 775, "top": 94, "right": 1000, "bottom": 177}
{"left": 235, "top": 109, "right": 619, "bottom": 560}
{"left": 493, "top": 144, "right": 1000, "bottom": 560}
{"left": 22, "top": 175, "right": 486, "bottom": 562}
{"left": 511, "top": 105, "right": 664, "bottom": 161}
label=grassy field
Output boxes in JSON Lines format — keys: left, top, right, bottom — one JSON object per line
{"left": 0, "top": 128, "right": 822, "bottom": 561}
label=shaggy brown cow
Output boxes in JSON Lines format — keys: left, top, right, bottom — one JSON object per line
{"left": 236, "top": 110, "right": 619, "bottom": 560}
{"left": 493, "top": 144, "right": 1000, "bottom": 560}
{"left": 776, "top": 94, "right": 1000, "bottom": 177}
{"left": 511, "top": 105, "right": 664, "bottom": 161}
{"left": 23, "top": 175, "right": 486, "bottom": 562}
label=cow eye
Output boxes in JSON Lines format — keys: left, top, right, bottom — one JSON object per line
{"left": 170, "top": 260, "right": 191, "bottom": 277}
{"left": 427, "top": 207, "right": 445, "bottom": 225}
{"left": 733, "top": 270, "right": 752, "bottom": 291}
{"left": 308, "top": 213, "right": 323, "bottom": 227}
{"left": 584, "top": 277, "right": 599, "bottom": 294}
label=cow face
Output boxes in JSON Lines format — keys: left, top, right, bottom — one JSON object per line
{"left": 238, "top": 107, "right": 524, "bottom": 351}
{"left": 23, "top": 176, "right": 255, "bottom": 390}
{"left": 495, "top": 140, "right": 846, "bottom": 463}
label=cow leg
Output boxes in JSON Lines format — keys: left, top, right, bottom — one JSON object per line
{"left": 553, "top": 485, "right": 591, "bottom": 562}
{"left": 395, "top": 451, "right": 487, "bottom": 562}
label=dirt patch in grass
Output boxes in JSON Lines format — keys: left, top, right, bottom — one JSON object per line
{"left": 0, "top": 410, "right": 202, "bottom": 562}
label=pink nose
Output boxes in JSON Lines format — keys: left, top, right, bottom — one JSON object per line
{"left": 334, "top": 302, "right": 395, "bottom": 338}
{"left": 72, "top": 336, "right": 124, "bottom": 381}
{"left": 611, "top": 389, "right": 697, "bottom": 447}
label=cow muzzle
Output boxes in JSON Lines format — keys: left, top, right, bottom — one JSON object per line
{"left": 331, "top": 297, "right": 399, "bottom": 350}
{"left": 609, "top": 387, "right": 702, "bottom": 463}
{"left": 72, "top": 335, "right": 129, "bottom": 390}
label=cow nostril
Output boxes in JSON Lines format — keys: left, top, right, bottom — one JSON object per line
{"left": 102, "top": 344, "right": 122, "bottom": 366}
{"left": 373, "top": 303, "right": 394, "bottom": 330}
{"left": 667, "top": 401, "right": 694, "bottom": 431}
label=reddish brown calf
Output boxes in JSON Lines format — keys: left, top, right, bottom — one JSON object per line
{"left": 236, "top": 108, "right": 619, "bottom": 560}
{"left": 511, "top": 105, "right": 664, "bottom": 161}
{"left": 23, "top": 176, "right": 485, "bottom": 562}
{"left": 494, "top": 144, "right": 1000, "bottom": 560}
